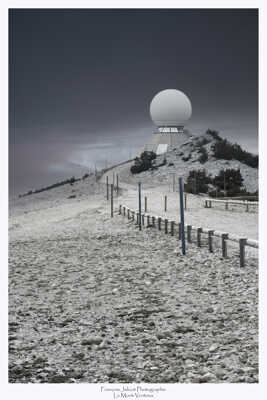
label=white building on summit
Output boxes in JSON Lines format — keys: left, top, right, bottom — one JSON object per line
{"left": 142, "top": 89, "right": 192, "bottom": 155}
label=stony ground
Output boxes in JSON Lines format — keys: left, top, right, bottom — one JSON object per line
{"left": 9, "top": 184, "right": 258, "bottom": 383}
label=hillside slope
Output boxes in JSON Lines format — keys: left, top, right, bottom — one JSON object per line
{"left": 101, "top": 132, "right": 258, "bottom": 193}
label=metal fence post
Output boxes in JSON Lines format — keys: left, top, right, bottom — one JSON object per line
{"left": 145, "top": 196, "right": 147, "bottom": 212}
{"left": 106, "top": 176, "right": 109, "bottom": 200}
{"left": 179, "top": 177, "right": 186, "bottom": 255}
{"left": 138, "top": 182, "right": 142, "bottom": 231}
{"left": 111, "top": 184, "right": 114, "bottom": 217}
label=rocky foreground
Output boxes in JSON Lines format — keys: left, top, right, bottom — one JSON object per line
{"left": 9, "top": 198, "right": 258, "bottom": 383}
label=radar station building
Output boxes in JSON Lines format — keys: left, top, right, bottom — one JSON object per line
{"left": 141, "top": 89, "right": 192, "bottom": 155}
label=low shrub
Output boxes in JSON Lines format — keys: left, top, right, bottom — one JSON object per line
{"left": 195, "top": 137, "right": 210, "bottom": 147}
{"left": 213, "top": 168, "right": 243, "bottom": 192}
{"left": 198, "top": 146, "right": 208, "bottom": 164}
{"left": 206, "top": 129, "right": 222, "bottom": 141}
{"left": 130, "top": 151, "right": 157, "bottom": 174}
{"left": 184, "top": 169, "right": 212, "bottom": 194}
{"left": 212, "top": 139, "right": 258, "bottom": 168}
{"left": 19, "top": 176, "right": 80, "bottom": 197}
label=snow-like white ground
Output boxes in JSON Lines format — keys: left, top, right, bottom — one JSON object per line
{"left": 101, "top": 160, "right": 258, "bottom": 242}
{"left": 116, "top": 186, "right": 258, "bottom": 240}
{"left": 9, "top": 155, "right": 258, "bottom": 383}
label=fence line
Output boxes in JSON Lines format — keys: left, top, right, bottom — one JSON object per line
{"left": 204, "top": 198, "right": 258, "bottom": 212}
{"left": 118, "top": 204, "right": 258, "bottom": 268}
{"left": 104, "top": 179, "right": 122, "bottom": 199}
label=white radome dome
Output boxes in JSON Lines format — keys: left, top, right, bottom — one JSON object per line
{"left": 150, "top": 89, "right": 192, "bottom": 127}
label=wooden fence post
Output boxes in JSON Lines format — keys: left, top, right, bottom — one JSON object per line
{"left": 222, "top": 233, "right": 228, "bottom": 258}
{"left": 158, "top": 217, "right": 162, "bottom": 231}
{"left": 208, "top": 230, "right": 214, "bottom": 252}
{"left": 147, "top": 215, "right": 150, "bottom": 226}
{"left": 164, "top": 219, "right": 168, "bottom": 234}
{"left": 197, "top": 228, "right": 202, "bottom": 247}
{"left": 187, "top": 225, "right": 192, "bottom": 243}
{"left": 239, "top": 238, "right": 247, "bottom": 267}
{"left": 127, "top": 209, "right": 130, "bottom": 219}
{"left": 164, "top": 196, "right": 167, "bottom": 212}
{"left": 116, "top": 174, "right": 119, "bottom": 195}
{"left": 171, "top": 221, "right": 174, "bottom": 236}
{"left": 145, "top": 196, "right": 147, "bottom": 212}
{"left": 119, "top": 204, "right": 121, "bottom": 215}
{"left": 184, "top": 194, "right": 187, "bottom": 210}
{"left": 152, "top": 216, "right": 155, "bottom": 226}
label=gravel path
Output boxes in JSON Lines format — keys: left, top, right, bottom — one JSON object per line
{"left": 9, "top": 185, "right": 258, "bottom": 383}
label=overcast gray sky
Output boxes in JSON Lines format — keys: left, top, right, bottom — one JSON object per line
{"left": 9, "top": 9, "right": 258, "bottom": 195}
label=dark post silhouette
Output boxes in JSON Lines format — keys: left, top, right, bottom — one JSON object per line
{"left": 179, "top": 177, "right": 186, "bottom": 255}
{"left": 138, "top": 182, "right": 142, "bottom": 231}
{"left": 106, "top": 176, "right": 109, "bottom": 200}
{"left": 111, "top": 184, "right": 114, "bottom": 217}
